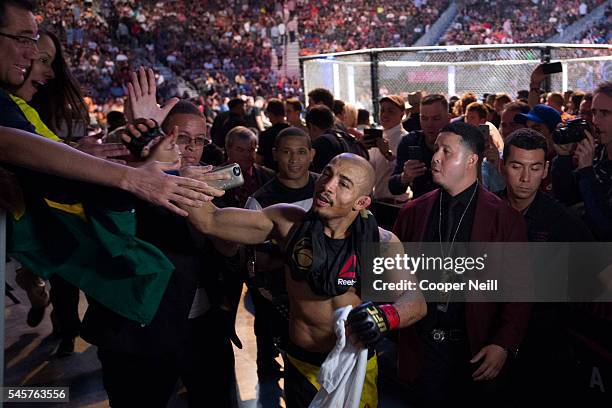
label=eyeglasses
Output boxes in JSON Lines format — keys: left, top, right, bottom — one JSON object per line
{"left": 0, "top": 32, "right": 40, "bottom": 49}
{"left": 176, "top": 135, "right": 210, "bottom": 146}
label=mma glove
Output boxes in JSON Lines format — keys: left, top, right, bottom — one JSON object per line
{"left": 346, "top": 301, "right": 400, "bottom": 346}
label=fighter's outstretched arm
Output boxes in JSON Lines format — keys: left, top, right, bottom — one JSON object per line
{"left": 186, "top": 201, "right": 305, "bottom": 245}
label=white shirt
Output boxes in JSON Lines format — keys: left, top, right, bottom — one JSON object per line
{"left": 369, "top": 123, "right": 409, "bottom": 201}
{"left": 309, "top": 306, "right": 368, "bottom": 408}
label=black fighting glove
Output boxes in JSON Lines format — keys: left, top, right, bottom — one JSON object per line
{"left": 346, "top": 301, "right": 400, "bottom": 346}
{"left": 120, "top": 118, "right": 164, "bottom": 158}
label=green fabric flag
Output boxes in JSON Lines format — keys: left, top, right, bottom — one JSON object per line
{"left": 7, "top": 202, "right": 174, "bottom": 325}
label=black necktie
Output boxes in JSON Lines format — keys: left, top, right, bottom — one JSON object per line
{"left": 443, "top": 199, "right": 459, "bottom": 245}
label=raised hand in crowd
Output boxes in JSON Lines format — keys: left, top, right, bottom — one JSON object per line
{"left": 484, "top": 140, "right": 500, "bottom": 168}
{"left": 142, "top": 126, "right": 181, "bottom": 164}
{"left": 401, "top": 160, "right": 427, "bottom": 185}
{"left": 528, "top": 63, "right": 547, "bottom": 108}
{"left": 118, "top": 118, "right": 165, "bottom": 158}
{"left": 375, "top": 136, "right": 395, "bottom": 161}
{"left": 125, "top": 66, "right": 179, "bottom": 124}
{"left": 574, "top": 131, "right": 596, "bottom": 170}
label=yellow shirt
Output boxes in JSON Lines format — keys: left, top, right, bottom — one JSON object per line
{"left": 10, "top": 94, "right": 62, "bottom": 142}
{"left": 9, "top": 94, "right": 85, "bottom": 220}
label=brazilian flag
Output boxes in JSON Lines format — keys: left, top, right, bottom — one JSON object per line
{"left": 6, "top": 170, "right": 174, "bottom": 325}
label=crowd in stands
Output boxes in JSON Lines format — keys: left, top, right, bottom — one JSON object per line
{"left": 38, "top": 0, "right": 610, "bottom": 128}
{"left": 297, "top": 0, "right": 449, "bottom": 55}
{"left": 575, "top": 3, "right": 612, "bottom": 44}
{"left": 440, "top": 0, "right": 604, "bottom": 45}
{"left": 41, "top": 0, "right": 302, "bottom": 118}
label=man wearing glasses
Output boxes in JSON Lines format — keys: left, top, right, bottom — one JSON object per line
{"left": 80, "top": 100, "right": 239, "bottom": 407}
{"left": 161, "top": 100, "right": 212, "bottom": 168}
{"left": 0, "top": 0, "right": 39, "bottom": 132}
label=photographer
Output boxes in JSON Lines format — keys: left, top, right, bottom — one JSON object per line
{"left": 389, "top": 94, "right": 451, "bottom": 198}
{"left": 551, "top": 81, "right": 612, "bottom": 240}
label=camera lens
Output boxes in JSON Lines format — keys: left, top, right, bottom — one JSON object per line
{"left": 233, "top": 166, "right": 241, "bottom": 176}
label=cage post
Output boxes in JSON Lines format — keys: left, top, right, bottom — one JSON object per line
{"left": 542, "top": 46, "right": 553, "bottom": 93}
{"left": 299, "top": 58, "right": 305, "bottom": 105}
{"left": 371, "top": 51, "right": 380, "bottom": 123}
{"left": 448, "top": 65, "right": 456, "bottom": 97}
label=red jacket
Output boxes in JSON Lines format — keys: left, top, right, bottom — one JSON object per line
{"left": 392, "top": 186, "right": 531, "bottom": 383}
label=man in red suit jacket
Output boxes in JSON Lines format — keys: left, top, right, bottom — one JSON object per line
{"left": 393, "top": 122, "right": 531, "bottom": 406}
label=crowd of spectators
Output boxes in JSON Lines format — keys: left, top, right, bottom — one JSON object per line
{"left": 40, "top": 0, "right": 302, "bottom": 119}
{"left": 440, "top": 0, "right": 604, "bottom": 45}
{"left": 297, "top": 0, "right": 449, "bottom": 55}
{"left": 575, "top": 3, "right": 612, "bottom": 44}
{"left": 38, "top": 0, "right": 609, "bottom": 127}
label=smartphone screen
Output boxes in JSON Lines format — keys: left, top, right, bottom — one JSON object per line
{"left": 407, "top": 146, "right": 423, "bottom": 161}
{"left": 478, "top": 124, "right": 491, "bottom": 144}
{"left": 363, "top": 128, "right": 383, "bottom": 141}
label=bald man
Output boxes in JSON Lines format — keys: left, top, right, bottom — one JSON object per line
{"left": 187, "top": 153, "right": 426, "bottom": 407}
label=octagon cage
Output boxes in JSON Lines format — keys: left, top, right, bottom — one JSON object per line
{"left": 300, "top": 43, "right": 612, "bottom": 121}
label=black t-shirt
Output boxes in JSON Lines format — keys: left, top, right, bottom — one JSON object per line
{"left": 257, "top": 122, "right": 290, "bottom": 171}
{"left": 496, "top": 189, "right": 593, "bottom": 242}
{"left": 249, "top": 172, "right": 317, "bottom": 210}
{"left": 311, "top": 131, "right": 346, "bottom": 173}
{"left": 390, "top": 130, "right": 436, "bottom": 198}
{"left": 402, "top": 113, "right": 421, "bottom": 133}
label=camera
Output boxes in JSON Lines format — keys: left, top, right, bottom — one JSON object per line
{"left": 552, "top": 118, "right": 588, "bottom": 145}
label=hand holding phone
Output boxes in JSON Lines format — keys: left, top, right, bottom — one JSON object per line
{"left": 362, "top": 128, "right": 383, "bottom": 149}
{"left": 478, "top": 124, "right": 491, "bottom": 144}
{"left": 406, "top": 146, "right": 423, "bottom": 162}
{"left": 204, "top": 163, "right": 245, "bottom": 191}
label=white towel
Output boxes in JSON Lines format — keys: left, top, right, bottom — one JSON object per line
{"left": 309, "top": 305, "right": 369, "bottom": 408}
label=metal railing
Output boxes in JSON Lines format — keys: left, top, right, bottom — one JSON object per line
{"left": 300, "top": 43, "right": 612, "bottom": 121}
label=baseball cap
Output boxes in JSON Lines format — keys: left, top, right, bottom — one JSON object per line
{"left": 406, "top": 91, "right": 423, "bottom": 109}
{"left": 380, "top": 95, "right": 406, "bottom": 111}
{"left": 514, "top": 104, "right": 561, "bottom": 132}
